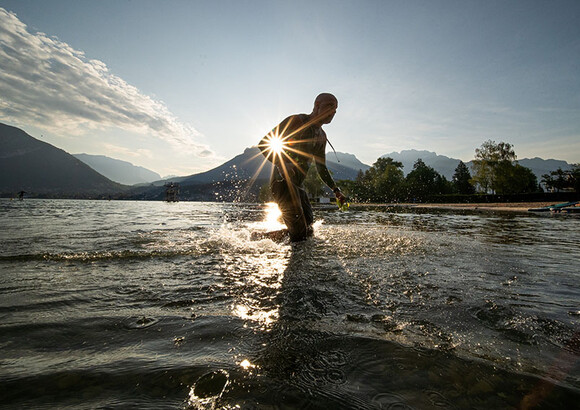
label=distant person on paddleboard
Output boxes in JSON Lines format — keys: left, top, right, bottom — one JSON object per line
{"left": 258, "top": 93, "right": 347, "bottom": 242}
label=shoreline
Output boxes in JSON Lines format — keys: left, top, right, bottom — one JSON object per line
{"left": 409, "top": 202, "right": 554, "bottom": 213}
{"left": 349, "top": 201, "right": 577, "bottom": 213}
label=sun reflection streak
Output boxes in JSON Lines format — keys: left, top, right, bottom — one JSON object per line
{"left": 230, "top": 205, "right": 290, "bottom": 328}
{"left": 263, "top": 202, "right": 284, "bottom": 231}
{"left": 230, "top": 251, "right": 288, "bottom": 328}
{"left": 233, "top": 303, "right": 279, "bottom": 327}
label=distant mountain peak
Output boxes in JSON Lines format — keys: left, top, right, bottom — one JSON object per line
{"left": 73, "top": 153, "right": 161, "bottom": 185}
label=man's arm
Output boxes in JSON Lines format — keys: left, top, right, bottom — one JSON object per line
{"left": 313, "top": 142, "right": 347, "bottom": 203}
{"left": 315, "top": 155, "right": 336, "bottom": 190}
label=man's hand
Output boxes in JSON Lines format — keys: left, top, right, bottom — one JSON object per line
{"left": 334, "top": 187, "right": 347, "bottom": 205}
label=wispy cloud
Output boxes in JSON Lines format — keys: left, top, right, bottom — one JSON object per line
{"left": 0, "top": 8, "right": 213, "bottom": 157}
{"left": 102, "top": 143, "right": 154, "bottom": 159}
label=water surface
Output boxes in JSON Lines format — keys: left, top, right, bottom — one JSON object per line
{"left": 0, "top": 199, "right": 578, "bottom": 409}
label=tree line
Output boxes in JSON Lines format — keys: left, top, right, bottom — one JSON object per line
{"left": 338, "top": 140, "right": 579, "bottom": 203}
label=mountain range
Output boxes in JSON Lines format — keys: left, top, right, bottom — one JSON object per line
{"left": 1, "top": 122, "right": 574, "bottom": 199}
{"left": 73, "top": 153, "right": 161, "bottom": 185}
{"left": 0, "top": 123, "right": 126, "bottom": 197}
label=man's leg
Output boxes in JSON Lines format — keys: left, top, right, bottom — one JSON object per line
{"left": 298, "top": 187, "right": 314, "bottom": 237}
{"left": 271, "top": 179, "right": 310, "bottom": 242}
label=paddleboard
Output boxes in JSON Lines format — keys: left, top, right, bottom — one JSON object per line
{"left": 528, "top": 201, "right": 579, "bottom": 212}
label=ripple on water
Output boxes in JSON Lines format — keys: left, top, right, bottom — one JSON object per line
{"left": 189, "top": 369, "right": 229, "bottom": 401}
{"left": 122, "top": 316, "right": 160, "bottom": 330}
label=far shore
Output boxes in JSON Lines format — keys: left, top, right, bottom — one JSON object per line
{"left": 409, "top": 202, "right": 556, "bottom": 213}
{"left": 349, "top": 201, "right": 578, "bottom": 213}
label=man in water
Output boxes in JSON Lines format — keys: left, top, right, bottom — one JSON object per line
{"left": 258, "top": 93, "right": 346, "bottom": 242}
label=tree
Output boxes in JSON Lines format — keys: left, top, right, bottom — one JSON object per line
{"left": 371, "top": 157, "right": 404, "bottom": 174}
{"left": 350, "top": 157, "right": 405, "bottom": 203}
{"left": 513, "top": 164, "right": 538, "bottom": 193}
{"left": 368, "top": 157, "right": 406, "bottom": 202}
{"left": 342, "top": 169, "right": 370, "bottom": 202}
{"left": 452, "top": 161, "right": 475, "bottom": 194}
{"left": 542, "top": 165, "right": 580, "bottom": 192}
{"left": 571, "top": 164, "right": 580, "bottom": 192}
{"left": 542, "top": 168, "right": 569, "bottom": 192}
{"left": 471, "top": 140, "right": 517, "bottom": 194}
{"left": 541, "top": 173, "right": 556, "bottom": 192}
{"left": 405, "top": 159, "right": 451, "bottom": 201}
{"left": 494, "top": 163, "right": 537, "bottom": 194}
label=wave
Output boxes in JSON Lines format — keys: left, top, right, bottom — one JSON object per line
{"left": 0, "top": 248, "right": 212, "bottom": 262}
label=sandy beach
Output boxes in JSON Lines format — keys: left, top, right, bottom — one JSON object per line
{"left": 406, "top": 202, "right": 571, "bottom": 213}
{"left": 347, "top": 202, "right": 578, "bottom": 213}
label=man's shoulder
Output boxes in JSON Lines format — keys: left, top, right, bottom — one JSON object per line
{"left": 274, "top": 114, "right": 309, "bottom": 138}
{"left": 281, "top": 113, "right": 309, "bottom": 125}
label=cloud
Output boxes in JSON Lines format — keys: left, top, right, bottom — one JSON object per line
{"left": 0, "top": 8, "right": 213, "bottom": 158}
{"left": 103, "top": 143, "right": 154, "bottom": 159}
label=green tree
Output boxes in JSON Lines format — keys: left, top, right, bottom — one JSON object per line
{"left": 350, "top": 157, "right": 405, "bottom": 203}
{"left": 542, "top": 168, "right": 569, "bottom": 192}
{"left": 339, "top": 170, "right": 366, "bottom": 202}
{"left": 541, "top": 173, "right": 556, "bottom": 192}
{"left": 405, "top": 159, "right": 451, "bottom": 201}
{"left": 571, "top": 164, "right": 580, "bottom": 192}
{"left": 368, "top": 157, "right": 405, "bottom": 202}
{"left": 513, "top": 164, "right": 539, "bottom": 193}
{"left": 543, "top": 165, "right": 580, "bottom": 192}
{"left": 452, "top": 161, "right": 475, "bottom": 194}
{"left": 494, "top": 163, "right": 537, "bottom": 194}
{"left": 471, "top": 140, "right": 517, "bottom": 193}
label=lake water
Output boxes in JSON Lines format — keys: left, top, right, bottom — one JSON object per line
{"left": 0, "top": 199, "right": 579, "bottom": 409}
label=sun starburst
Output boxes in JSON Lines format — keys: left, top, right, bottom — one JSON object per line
{"left": 267, "top": 134, "right": 286, "bottom": 156}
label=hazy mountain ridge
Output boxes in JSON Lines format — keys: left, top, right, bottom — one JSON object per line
{"left": 73, "top": 153, "right": 161, "bottom": 185}
{"left": 381, "top": 150, "right": 464, "bottom": 179}
{"left": 0, "top": 123, "right": 127, "bottom": 196}
{"left": 518, "top": 157, "right": 573, "bottom": 181}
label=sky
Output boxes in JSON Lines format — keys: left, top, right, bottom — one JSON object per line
{"left": 1, "top": 0, "right": 579, "bottom": 177}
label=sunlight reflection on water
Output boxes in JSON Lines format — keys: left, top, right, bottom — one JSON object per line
{"left": 250, "top": 201, "right": 286, "bottom": 233}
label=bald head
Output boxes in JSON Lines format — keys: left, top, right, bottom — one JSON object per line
{"left": 314, "top": 93, "right": 338, "bottom": 106}
{"left": 312, "top": 93, "right": 338, "bottom": 125}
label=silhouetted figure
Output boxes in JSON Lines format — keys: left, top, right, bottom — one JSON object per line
{"left": 258, "top": 93, "right": 346, "bottom": 242}
{"left": 17, "top": 191, "right": 26, "bottom": 201}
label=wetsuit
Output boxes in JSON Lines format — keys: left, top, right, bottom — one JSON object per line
{"left": 260, "top": 114, "right": 338, "bottom": 242}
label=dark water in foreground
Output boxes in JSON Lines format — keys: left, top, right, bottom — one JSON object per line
{"left": 0, "top": 199, "right": 579, "bottom": 409}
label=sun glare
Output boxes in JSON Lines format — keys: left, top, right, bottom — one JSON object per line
{"left": 267, "top": 134, "right": 286, "bottom": 155}
{"left": 263, "top": 202, "right": 284, "bottom": 231}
